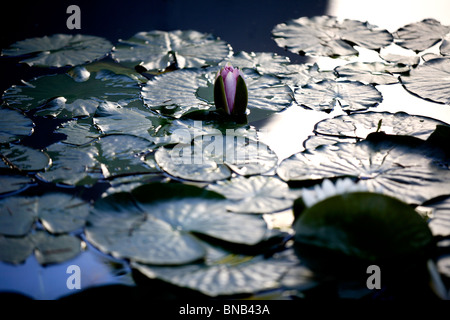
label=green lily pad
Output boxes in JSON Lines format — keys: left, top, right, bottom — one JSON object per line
{"left": 206, "top": 176, "right": 300, "bottom": 214}
{"left": 0, "top": 235, "right": 35, "bottom": 264}
{"left": 0, "top": 144, "right": 50, "bottom": 171}
{"left": 277, "top": 138, "right": 450, "bottom": 205}
{"left": 295, "top": 80, "right": 382, "bottom": 113}
{"left": 272, "top": 15, "right": 392, "bottom": 57}
{"left": 112, "top": 30, "right": 231, "bottom": 71}
{"left": 1, "top": 34, "right": 113, "bottom": 67}
{"left": 38, "top": 143, "right": 102, "bottom": 186}
{"left": 395, "top": 19, "right": 450, "bottom": 55}
{"left": 0, "top": 175, "right": 34, "bottom": 195}
{"left": 141, "top": 68, "right": 294, "bottom": 119}
{"left": 400, "top": 57, "right": 450, "bottom": 105}
{"left": 294, "top": 192, "right": 434, "bottom": 265}
{"left": 55, "top": 118, "right": 101, "bottom": 146}
{"left": 0, "top": 108, "right": 34, "bottom": 144}
{"left": 2, "top": 70, "right": 140, "bottom": 118}
{"left": 86, "top": 184, "right": 269, "bottom": 265}
{"left": 155, "top": 134, "right": 277, "bottom": 182}
{"left": 0, "top": 196, "right": 37, "bottom": 236}
{"left": 132, "top": 243, "right": 296, "bottom": 297}
{"left": 335, "top": 62, "right": 408, "bottom": 85}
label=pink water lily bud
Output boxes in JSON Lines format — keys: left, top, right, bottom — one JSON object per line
{"left": 214, "top": 63, "right": 248, "bottom": 117}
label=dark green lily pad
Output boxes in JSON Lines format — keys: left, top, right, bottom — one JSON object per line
{"left": 55, "top": 118, "right": 100, "bottom": 146}
{"left": 206, "top": 176, "right": 300, "bottom": 214}
{"left": 155, "top": 134, "right": 277, "bottom": 182}
{"left": 38, "top": 143, "right": 102, "bottom": 186}
{"left": 400, "top": 57, "right": 450, "bottom": 104}
{"left": 1, "top": 34, "right": 113, "bottom": 67}
{"left": 313, "top": 111, "right": 446, "bottom": 142}
{"left": 0, "top": 108, "right": 34, "bottom": 144}
{"left": 0, "top": 175, "right": 34, "bottom": 195}
{"left": 335, "top": 62, "right": 408, "bottom": 85}
{"left": 112, "top": 30, "right": 231, "bottom": 71}
{"left": 295, "top": 80, "right": 382, "bottom": 113}
{"left": 395, "top": 19, "right": 450, "bottom": 55}
{"left": 132, "top": 243, "right": 296, "bottom": 297}
{"left": 0, "top": 196, "right": 36, "bottom": 236}
{"left": 2, "top": 70, "right": 140, "bottom": 118}
{"left": 294, "top": 192, "right": 434, "bottom": 265}
{"left": 0, "top": 144, "right": 50, "bottom": 171}
{"left": 277, "top": 138, "right": 450, "bottom": 204}
{"left": 86, "top": 184, "right": 269, "bottom": 265}
{"left": 272, "top": 16, "right": 392, "bottom": 57}
{"left": 0, "top": 235, "right": 35, "bottom": 264}
{"left": 141, "top": 68, "right": 294, "bottom": 119}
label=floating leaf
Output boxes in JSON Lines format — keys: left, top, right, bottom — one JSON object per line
{"left": 0, "top": 196, "right": 36, "bottom": 236}
{"left": 279, "top": 63, "right": 336, "bottom": 89}
{"left": 313, "top": 111, "right": 446, "bottom": 142}
{"left": 0, "top": 175, "right": 34, "bottom": 195}
{"left": 206, "top": 176, "right": 300, "bottom": 214}
{"left": 0, "top": 145, "right": 50, "bottom": 171}
{"left": 395, "top": 19, "right": 450, "bottom": 55}
{"left": 141, "top": 68, "right": 293, "bottom": 119}
{"left": 335, "top": 62, "right": 408, "bottom": 85}
{"left": 295, "top": 80, "right": 382, "bottom": 113}
{"left": 86, "top": 185, "right": 269, "bottom": 265}
{"left": 132, "top": 244, "right": 295, "bottom": 297}
{"left": 294, "top": 192, "right": 434, "bottom": 265}
{"left": 39, "top": 143, "right": 102, "bottom": 186}
{"left": 400, "top": 57, "right": 450, "bottom": 104}
{"left": 55, "top": 118, "right": 100, "bottom": 146}
{"left": 155, "top": 134, "right": 277, "bottom": 182}
{"left": 424, "top": 197, "right": 450, "bottom": 237}
{"left": 31, "top": 231, "right": 82, "bottom": 265}
{"left": 277, "top": 139, "right": 450, "bottom": 204}
{"left": 0, "top": 235, "right": 34, "bottom": 264}
{"left": 379, "top": 44, "right": 420, "bottom": 66}
{"left": 1, "top": 34, "right": 113, "bottom": 67}
{"left": 2, "top": 70, "right": 140, "bottom": 118}
{"left": 219, "top": 51, "right": 291, "bottom": 75}
{"left": 0, "top": 108, "right": 33, "bottom": 144}
{"left": 112, "top": 30, "right": 231, "bottom": 71}
{"left": 272, "top": 16, "right": 392, "bottom": 57}
{"left": 95, "top": 134, "right": 158, "bottom": 178}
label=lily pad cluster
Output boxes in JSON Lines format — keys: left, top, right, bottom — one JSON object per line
{"left": 1, "top": 14, "right": 450, "bottom": 300}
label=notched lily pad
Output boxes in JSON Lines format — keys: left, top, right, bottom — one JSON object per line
{"left": 335, "top": 62, "right": 408, "bottom": 85}
{"left": 272, "top": 15, "right": 393, "bottom": 58}
{"left": 219, "top": 51, "right": 291, "bottom": 75}
{"left": 395, "top": 18, "right": 450, "bottom": 55}
{"left": 0, "top": 175, "right": 34, "bottom": 195}
{"left": 0, "top": 144, "right": 50, "bottom": 171}
{"left": 294, "top": 192, "right": 434, "bottom": 268}
{"left": 1, "top": 34, "right": 113, "bottom": 67}
{"left": 55, "top": 118, "right": 101, "bottom": 146}
{"left": 206, "top": 175, "right": 300, "bottom": 214}
{"left": 295, "top": 80, "right": 382, "bottom": 113}
{"left": 0, "top": 107, "right": 34, "bottom": 144}
{"left": 400, "top": 57, "right": 450, "bottom": 104}
{"left": 2, "top": 70, "right": 140, "bottom": 118}
{"left": 86, "top": 184, "right": 270, "bottom": 265}
{"left": 112, "top": 30, "right": 231, "bottom": 71}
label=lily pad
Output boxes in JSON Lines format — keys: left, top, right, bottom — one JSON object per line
{"left": 1, "top": 34, "right": 113, "bottom": 67}
{"left": 400, "top": 57, "right": 450, "bottom": 104}
{"left": 206, "top": 176, "right": 300, "bottom": 214}
{"left": 112, "top": 30, "right": 231, "bottom": 71}
{"left": 294, "top": 192, "right": 434, "bottom": 265}
{"left": 335, "top": 62, "right": 408, "bottom": 85}
{"left": 295, "top": 80, "right": 382, "bottom": 113}
{"left": 279, "top": 63, "right": 336, "bottom": 89}
{"left": 0, "top": 108, "right": 34, "bottom": 144}
{"left": 424, "top": 197, "right": 450, "bottom": 237}
{"left": 0, "top": 196, "right": 37, "bottom": 236}
{"left": 38, "top": 143, "right": 102, "bottom": 186}
{"left": 0, "top": 175, "right": 34, "bottom": 195}
{"left": 2, "top": 70, "right": 140, "bottom": 118}
{"left": 86, "top": 185, "right": 269, "bottom": 265}
{"left": 155, "top": 134, "right": 277, "bottom": 182}
{"left": 141, "top": 68, "right": 294, "bottom": 119}
{"left": 132, "top": 244, "right": 295, "bottom": 297}
{"left": 0, "top": 144, "right": 50, "bottom": 171}
{"left": 0, "top": 235, "right": 35, "bottom": 264}
{"left": 277, "top": 138, "right": 450, "bottom": 204}
{"left": 219, "top": 51, "right": 291, "bottom": 75}
{"left": 395, "top": 19, "right": 450, "bottom": 55}
{"left": 313, "top": 111, "right": 446, "bottom": 142}
{"left": 272, "top": 15, "right": 393, "bottom": 57}
{"left": 55, "top": 118, "right": 100, "bottom": 146}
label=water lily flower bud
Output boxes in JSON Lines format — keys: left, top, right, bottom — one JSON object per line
{"left": 214, "top": 63, "right": 248, "bottom": 117}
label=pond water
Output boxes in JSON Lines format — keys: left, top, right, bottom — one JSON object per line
{"left": 1, "top": 0, "right": 450, "bottom": 300}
